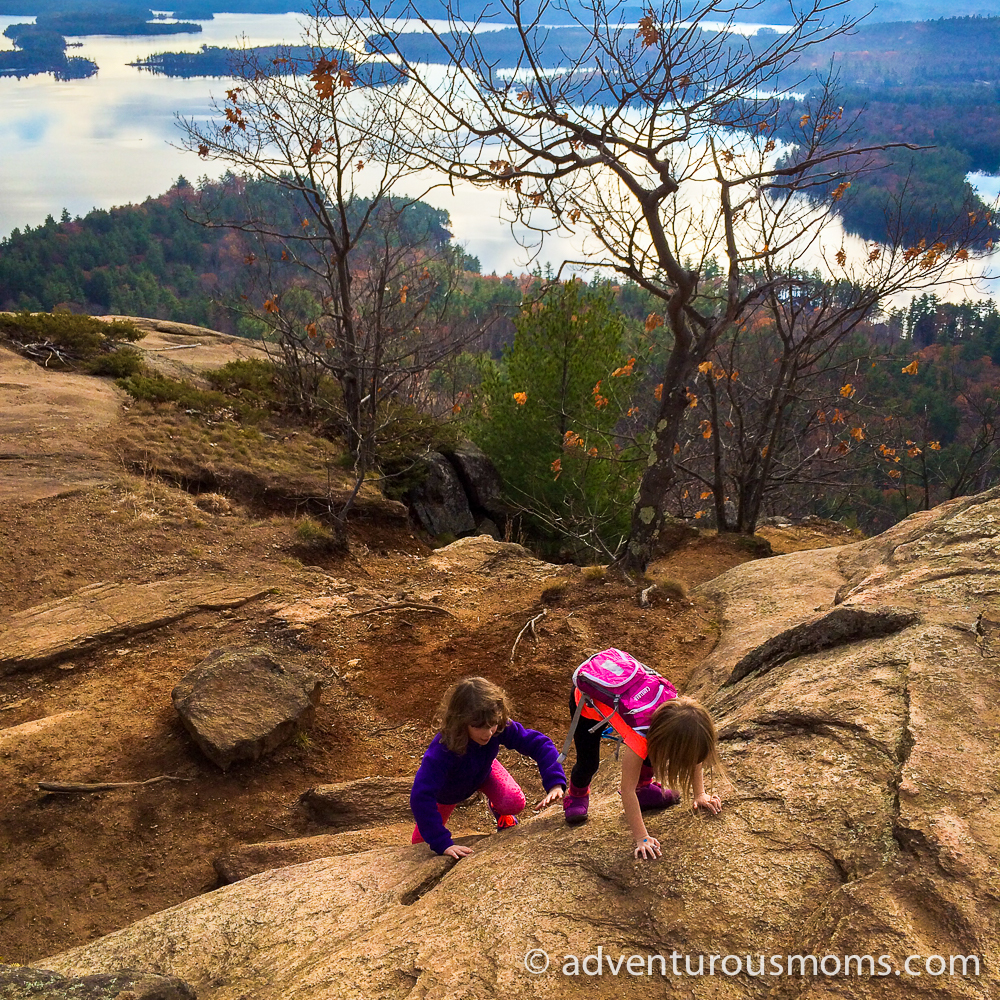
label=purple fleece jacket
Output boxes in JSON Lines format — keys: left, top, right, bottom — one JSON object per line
{"left": 410, "top": 720, "right": 566, "bottom": 854}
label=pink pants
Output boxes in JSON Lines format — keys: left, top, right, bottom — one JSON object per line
{"left": 411, "top": 758, "right": 526, "bottom": 844}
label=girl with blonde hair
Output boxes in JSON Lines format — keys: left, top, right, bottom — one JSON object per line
{"left": 562, "top": 649, "right": 724, "bottom": 859}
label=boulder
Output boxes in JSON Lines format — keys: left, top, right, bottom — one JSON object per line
{"left": 0, "top": 963, "right": 195, "bottom": 999}
{"left": 172, "top": 647, "right": 321, "bottom": 770}
{"left": 42, "top": 848, "right": 456, "bottom": 996}
{"left": 425, "top": 535, "right": 559, "bottom": 579}
{"left": 299, "top": 776, "right": 414, "bottom": 828}
{"left": 39, "top": 489, "right": 1000, "bottom": 999}
{"left": 475, "top": 516, "right": 501, "bottom": 540}
{"left": 406, "top": 451, "right": 476, "bottom": 538}
{"left": 441, "top": 440, "right": 508, "bottom": 522}
{"left": 0, "top": 577, "right": 272, "bottom": 675}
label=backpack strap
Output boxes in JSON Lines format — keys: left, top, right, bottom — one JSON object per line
{"left": 586, "top": 693, "right": 649, "bottom": 759}
{"left": 557, "top": 688, "right": 590, "bottom": 765}
{"left": 559, "top": 688, "right": 649, "bottom": 763}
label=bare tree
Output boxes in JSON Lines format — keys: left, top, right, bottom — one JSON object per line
{"left": 181, "top": 39, "right": 477, "bottom": 532}
{"left": 318, "top": 0, "right": 989, "bottom": 572}
{"left": 664, "top": 276, "right": 879, "bottom": 533}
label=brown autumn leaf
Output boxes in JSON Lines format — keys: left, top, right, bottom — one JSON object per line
{"left": 637, "top": 11, "right": 660, "bottom": 46}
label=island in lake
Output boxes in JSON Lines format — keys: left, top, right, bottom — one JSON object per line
{"left": 0, "top": 8, "right": 202, "bottom": 79}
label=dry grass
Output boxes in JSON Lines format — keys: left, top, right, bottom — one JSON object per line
{"left": 655, "top": 577, "right": 688, "bottom": 600}
{"left": 112, "top": 403, "right": 356, "bottom": 509}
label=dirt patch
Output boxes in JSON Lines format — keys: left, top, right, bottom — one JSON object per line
{"left": 0, "top": 481, "right": 743, "bottom": 965}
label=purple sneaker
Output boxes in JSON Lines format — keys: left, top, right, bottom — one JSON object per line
{"left": 635, "top": 782, "right": 680, "bottom": 811}
{"left": 563, "top": 786, "right": 590, "bottom": 825}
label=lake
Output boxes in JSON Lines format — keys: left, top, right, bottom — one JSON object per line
{"left": 0, "top": 12, "right": 996, "bottom": 298}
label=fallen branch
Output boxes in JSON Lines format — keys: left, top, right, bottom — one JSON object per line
{"left": 38, "top": 775, "right": 193, "bottom": 794}
{"left": 638, "top": 584, "right": 656, "bottom": 608}
{"left": 21, "top": 342, "right": 75, "bottom": 366}
{"left": 510, "top": 610, "right": 547, "bottom": 663}
{"left": 144, "top": 343, "right": 203, "bottom": 352}
{"left": 370, "top": 721, "right": 413, "bottom": 735}
{"left": 348, "top": 602, "right": 457, "bottom": 619}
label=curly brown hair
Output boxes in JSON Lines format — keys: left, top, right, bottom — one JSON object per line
{"left": 645, "top": 696, "right": 726, "bottom": 800}
{"left": 435, "top": 676, "right": 513, "bottom": 755}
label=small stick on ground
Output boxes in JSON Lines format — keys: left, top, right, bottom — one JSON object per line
{"left": 143, "top": 343, "right": 203, "bottom": 352}
{"left": 349, "top": 602, "right": 458, "bottom": 619}
{"left": 639, "top": 584, "right": 656, "bottom": 608}
{"left": 37, "top": 775, "right": 193, "bottom": 794}
{"left": 510, "top": 610, "right": 547, "bottom": 663}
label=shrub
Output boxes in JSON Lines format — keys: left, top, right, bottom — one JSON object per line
{"left": 0, "top": 311, "right": 143, "bottom": 364}
{"left": 376, "top": 404, "right": 461, "bottom": 500}
{"left": 205, "top": 358, "right": 284, "bottom": 410}
{"left": 117, "top": 371, "right": 264, "bottom": 423}
{"left": 293, "top": 515, "right": 345, "bottom": 555}
{"left": 465, "top": 281, "right": 642, "bottom": 560}
{"left": 295, "top": 516, "right": 335, "bottom": 545}
{"left": 655, "top": 578, "right": 688, "bottom": 600}
{"left": 86, "top": 345, "right": 145, "bottom": 378}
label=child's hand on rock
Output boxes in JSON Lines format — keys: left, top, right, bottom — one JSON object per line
{"left": 443, "top": 844, "right": 474, "bottom": 860}
{"left": 694, "top": 792, "right": 722, "bottom": 815}
{"left": 634, "top": 836, "right": 662, "bottom": 860}
{"left": 534, "top": 786, "right": 565, "bottom": 811}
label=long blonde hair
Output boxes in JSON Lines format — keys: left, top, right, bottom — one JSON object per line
{"left": 645, "top": 696, "right": 725, "bottom": 799}
{"left": 435, "top": 676, "right": 513, "bottom": 755}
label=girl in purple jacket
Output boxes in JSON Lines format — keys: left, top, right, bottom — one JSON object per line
{"left": 410, "top": 676, "right": 566, "bottom": 859}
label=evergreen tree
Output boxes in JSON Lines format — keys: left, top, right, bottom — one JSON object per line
{"left": 468, "top": 281, "right": 641, "bottom": 558}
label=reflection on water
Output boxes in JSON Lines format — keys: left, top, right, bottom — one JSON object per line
{"left": 0, "top": 14, "right": 306, "bottom": 239}
{"left": 0, "top": 13, "right": 997, "bottom": 301}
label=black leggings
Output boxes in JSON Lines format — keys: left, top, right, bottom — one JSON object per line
{"left": 567, "top": 689, "right": 651, "bottom": 789}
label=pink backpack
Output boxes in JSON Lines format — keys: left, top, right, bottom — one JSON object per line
{"left": 574, "top": 649, "right": 676, "bottom": 732}
{"left": 557, "top": 649, "right": 676, "bottom": 762}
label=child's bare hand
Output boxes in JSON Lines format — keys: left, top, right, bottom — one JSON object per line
{"left": 534, "top": 786, "right": 565, "bottom": 811}
{"left": 694, "top": 792, "right": 722, "bottom": 815}
{"left": 634, "top": 836, "right": 662, "bottom": 860}
{"left": 443, "top": 844, "right": 474, "bottom": 860}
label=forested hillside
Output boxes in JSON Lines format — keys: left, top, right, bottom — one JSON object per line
{"left": 2, "top": 173, "right": 997, "bottom": 542}
{"left": 771, "top": 16, "right": 1000, "bottom": 244}
{"left": 0, "top": 175, "right": 471, "bottom": 329}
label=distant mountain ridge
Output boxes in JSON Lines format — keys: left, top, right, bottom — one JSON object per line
{"left": 2, "top": 0, "right": 1000, "bottom": 24}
